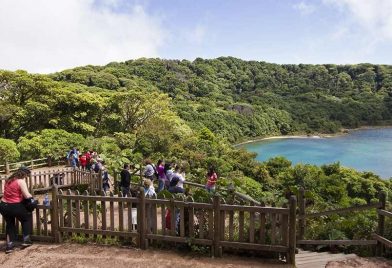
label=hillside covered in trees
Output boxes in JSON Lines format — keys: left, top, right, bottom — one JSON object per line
{"left": 1, "top": 57, "right": 392, "bottom": 247}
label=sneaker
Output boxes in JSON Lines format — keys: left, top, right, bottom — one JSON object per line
{"left": 21, "top": 239, "right": 33, "bottom": 249}
{"left": 5, "top": 244, "right": 15, "bottom": 254}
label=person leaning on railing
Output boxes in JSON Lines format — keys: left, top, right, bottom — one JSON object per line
{"left": 0, "top": 167, "right": 34, "bottom": 254}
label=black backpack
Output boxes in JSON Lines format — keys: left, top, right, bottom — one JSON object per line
{"left": 170, "top": 175, "right": 180, "bottom": 187}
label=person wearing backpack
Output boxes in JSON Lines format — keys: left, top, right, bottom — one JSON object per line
{"left": 168, "top": 166, "right": 185, "bottom": 194}
{"left": 144, "top": 159, "right": 157, "bottom": 181}
{"left": 102, "top": 166, "right": 111, "bottom": 192}
{"left": 120, "top": 164, "right": 131, "bottom": 197}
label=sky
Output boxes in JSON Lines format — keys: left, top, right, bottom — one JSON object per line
{"left": 0, "top": 0, "right": 392, "bottom": 73}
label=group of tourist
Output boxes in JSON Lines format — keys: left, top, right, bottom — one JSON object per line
{"left": 66, "top": 147, "right": 111, "bottom": 192}
{"left": 66, "top": 148, "right": 101, "bottom": 172}
{"left": 119, "top": 159, "right": 218, "bottom": 197}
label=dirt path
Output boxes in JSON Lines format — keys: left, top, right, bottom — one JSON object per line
{"left": 0, "top": 243, "right": 289, "bottom": 268}
{"left": 326, "top": 257, "right": 392, "bottom": 268}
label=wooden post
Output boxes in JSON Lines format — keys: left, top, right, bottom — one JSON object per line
{"left": 288, "top": 195, "right": 297, "bottom": 266}
{"left": 47, "top": 156, "right": 52, "bottom": 167}
{"left": 98, "top": 169, "right": 103, "bottom": 192}
{"left": 213, "top": 195, "right": 221, "bottom": 257}
{"left": 5, "top": 160, "right": 10, "bottom": 174}
{"left": 138, "top": 187, "right": 146, "bottom": 249}
{"left": 51, "top": 184, "right": 61, "bottom": 243}
{"left": 298, "top": 187, "right": 305, "bottom": 241}
{"left": 377, "top": 191, "right": 387, "bottom": 256}
{"left": 139, "top": 163, "right": 143, "bottom": 185}
{"left": 29, "top": 172, "right": 33, "bottom": 194}
{"left": 113, "top": 171, "right": 118, "bottom": 195}
{"left": 31, "top": 159, "right": 34, "bottom": 170}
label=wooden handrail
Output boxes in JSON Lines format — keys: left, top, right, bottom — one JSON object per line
{"left": 299, "top": 202, "right": 381, "bottom": 219}
{"left": 378, "top": 209, "right": 392, "bottom": 218}
{"left": 372, "top": 233, "right": 392, "bottom": 248}
{"left": 297, "top": 239, "right": 377, "bottom": 246}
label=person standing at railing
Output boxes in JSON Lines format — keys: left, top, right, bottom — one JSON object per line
{"left": 79, "top": 152, "right": 87, "bottom": 171}
{"left": 205, "top": 166, "right": 218, "bottom": 193}
{"left": 156, "top": 159, "right": 166, "bottom": 193}
{"left": 168, "top": 165, "right": 185, "bottom": 194}
{"left": 120, "top": 164, "right": 131, "bottom": 196}
{"left": 0, "top": 167, "right": 33, "bottom": 254}
{"left": 144, "top": 159, "right": 157, "bottom": 181}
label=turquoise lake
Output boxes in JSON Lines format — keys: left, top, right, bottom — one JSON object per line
{"left": 241, "top": 128, "right": 392, "bottom": 179}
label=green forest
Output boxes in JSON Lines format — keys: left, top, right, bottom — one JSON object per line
{"left": 1, "top": 57, "right": 392, "bottom": 248}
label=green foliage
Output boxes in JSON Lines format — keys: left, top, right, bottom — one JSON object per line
{"left": 0, "top": 138, "right": 20, "bottom": 163}
{"left": 17, "top": 129, "right": 86, "bottom": 160}
{"left": 2, "top": 58, "right": 392, "bottom": 252}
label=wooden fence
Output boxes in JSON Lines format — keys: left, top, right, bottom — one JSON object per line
{"left": 0, "top": 185, "right": 297, "bottom": 265}
{"left": 296, "top": 187, "right": 391, "bottom": 255}
{"left": 0, "top": 169, "right": 101, "bottom": 196}
{"left": 0, "top": 157, "right": 66, "bottom": 174}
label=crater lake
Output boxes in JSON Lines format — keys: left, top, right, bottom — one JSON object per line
{"left": 240, "top": 128, "right": 392, "bottom": 179}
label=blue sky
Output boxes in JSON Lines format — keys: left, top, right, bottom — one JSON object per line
{"left": 1, "top": 0, "right": 391, "bottom": 73}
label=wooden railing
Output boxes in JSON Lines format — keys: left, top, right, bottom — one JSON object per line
{"left": 0, "top": 185, "right": 297, "bottom": 265}
{"left": 296, "top": 187, "right": 390, "bottom": 256}
{"left": 0, "top": 169, "right": 101, "bottom": 196}
{"left": 0, "top": 157, "right": 65, "bottom": 174}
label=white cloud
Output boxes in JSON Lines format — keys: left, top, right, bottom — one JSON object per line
{"left": 293, "top": 1, "right": 316, "bottom": 15}
{"left": 0, "top": 0, "right": 166, "bottom": 73}
{"left": 185, "top": 25, "right": 207, "bottom": 45}
{"left": 325, "top": 0, "right": 392, "bottom": 41}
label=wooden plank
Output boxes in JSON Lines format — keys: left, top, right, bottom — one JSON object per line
{"left": 188, "top": 201, "right": 194, "bottom": 237}
{"left": 249, "top": 202, "right": 255, "bottom": 243}
{"left": 199, "top": 210, "right": 205, "bottom": 239}
{"left": 84, "top": 191, "right": 90, "bottom": 234}
{"left": 57, "top": 194, "right": 139, "bottom": 203}
{"left": 302, "top": 202, "right": 381, "bottom": 219}
{"left": 146, "top": 234, "right": 212, "bottom": 245}
{"left": 59, "top": 227, "right": 138, "bottom": 237}
{"left": 170, "top": 199, "right": 176, "bottom": 236}
{"left": 161, "top": 203, "right": 166, "bottom": 235}
{"left": 228, "top": 210, "right": 234, "bottom": 241}
{"left": 101, "top": 191, "right": 107, "bottom": 238}
{"left": 110, "top": 192, "right": 115, "bottom": 233}
{"left": 259, "top": 211, "right": 266, "bottom": 244}
{"left": 378, "top": 209, "right": 392, "bottom": 218}
{"left": 43, "top": 208, "right": 48, "bottom": 235}
{"left": 118, "top": 192, "right": 124, "bottom": 233}
{"left": 127, "top": 200, "right": 133, "bottom": 232}
{"left": 220, "top": 204, "right": 289, "bottom": 214}
{"left": 75, "top": 191, "right": 81, "bottom": 230}
{"left": 180, "top": 204, "right": 185, "bottom": 237}
{"left": 208, "top": 206, "right": 214, "bottom": 240}
{"left": 281, "top": 207, "right": 288, "bottom": 246}
{"left": 373, "top": 234, "right": 392, "bottom": 248}
{"left": 219, "top": 241, "right": 288, "bottom": 253}
{"left": 36, "top": 208, "right": 41, "bottom": 235}
{"left": 270, "top": 213, "right": 276, "bottom": 244}
{"left": 59, "top": 191, "right": 64, "bottom": 228}
{"left": 239, "top": 210, "right": 244, "bottom": 242}
{"left": 297, "top": 240, "right": 377, "bottom": 246}
{"left": 152, "top": 197, "right": 157, "bottom": 235}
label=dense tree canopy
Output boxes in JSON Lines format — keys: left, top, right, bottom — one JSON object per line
{"left": 1, "top": 58, "right": 392, "bottom": 246}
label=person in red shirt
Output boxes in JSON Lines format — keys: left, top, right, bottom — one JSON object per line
{"left": 79, "top": 153, "right": 87, "bottom": 170}
{"left": 205, "top": 166, "right": 218, "bottom": 193}
{"left": 0, "top": 167, "right": 33, "bottom": 254}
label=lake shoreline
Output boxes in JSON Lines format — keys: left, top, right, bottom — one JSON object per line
{"left": 234, "top": 125, "right": 392, "bottom": 147}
